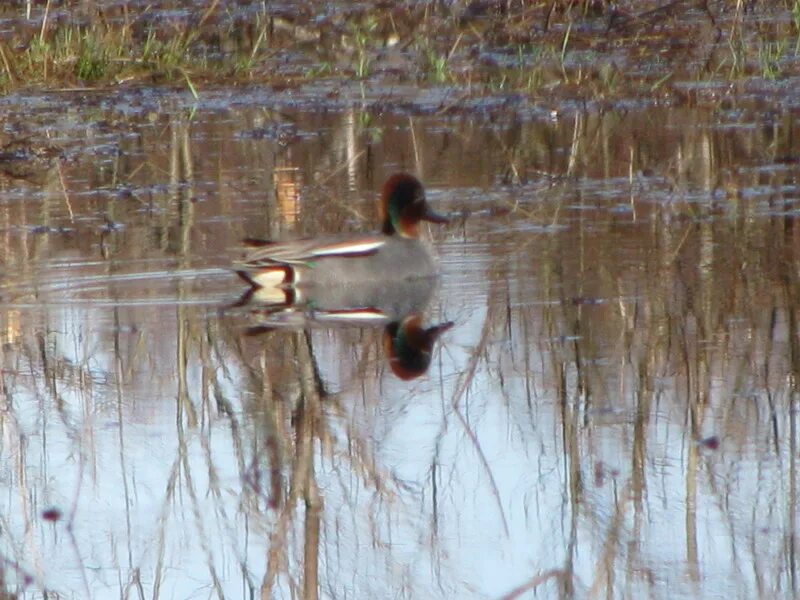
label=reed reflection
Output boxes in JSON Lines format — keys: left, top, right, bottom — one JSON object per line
{"left": 3, "top": 85, "right": 800, "bottom": 599}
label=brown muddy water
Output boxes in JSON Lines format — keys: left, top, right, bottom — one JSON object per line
{"left": 1, "top": 82, "right": 800, "bottom": 600}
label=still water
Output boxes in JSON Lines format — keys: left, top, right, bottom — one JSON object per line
{"left": 1, "top": 87, "right": 799, "bottom": 599}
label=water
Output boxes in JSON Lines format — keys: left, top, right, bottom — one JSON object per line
{"left": 1, "top": 84, "right": 799, "bottom": 599}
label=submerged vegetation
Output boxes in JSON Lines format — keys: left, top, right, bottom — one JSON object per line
{"left": 0, "top": 1, "right": 799, "bottom": 100}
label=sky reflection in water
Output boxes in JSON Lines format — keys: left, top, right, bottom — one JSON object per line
{"left": 0, "top": 88, "right": 799, "bottom": 599}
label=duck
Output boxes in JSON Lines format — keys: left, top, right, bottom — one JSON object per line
{"left": 235, "top": 173, "right": 448, "bottom": 291}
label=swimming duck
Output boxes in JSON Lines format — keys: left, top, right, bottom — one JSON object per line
{"left": 235, "top": 173, "right": 448, "bottom": 291}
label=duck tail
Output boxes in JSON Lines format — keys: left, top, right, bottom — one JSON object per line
{"left": 235, "top": 268, "right": 260, "bottom": 287}
{"left": 235, "top": 263, "right": 296, "bottom": 289}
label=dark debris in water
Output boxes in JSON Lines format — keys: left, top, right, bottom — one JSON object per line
{"left": 236, "top": 122, "right": 298, "bottom": 145}
{"left": 0, "top": 138, "right": 64, "bottom": 182}
{"left": 41, "top": 507, "right": 63, "bottom": 522}
{"left": 28, "top": 225, "right": 74, "bottom": 235}
{"left": 698, "top": 436, "right": 720, "bottom": 450}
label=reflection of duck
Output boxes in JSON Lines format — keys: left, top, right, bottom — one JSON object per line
{"left": 235, "top": 173, "right": 448, "bottom": 291}
{"left": 233, "top": 276, "right": 453, "bottom": 380}
{"left": 237, "top": 276, "right": 436, "bottom": 327}
{"left": 384, "top": 315, "right": 453, "bottom": 380}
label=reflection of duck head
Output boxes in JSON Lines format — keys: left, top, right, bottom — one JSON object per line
{"left": 383, "top": 315, "right": 453, "bottom": 380}
{"left": 231, "top": 283, "right": 454, "bottom": 380}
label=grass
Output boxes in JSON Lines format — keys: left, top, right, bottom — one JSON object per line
{"left": 4, "top": 23, "right": 207, "bottom": 90}
{"left": 793, "top": 0, "right": 800, "bottom": 55}
{"left": 0, "top": 0, "right": 244, "bottom": 93}
{"left": 75, "top": 32, "right": 109, "bottom": 81}
{"left": 758, "top": 39, "right": 787, "bottom": 80}
{"left": 350, "top": 17, "right": 379, "bottom": 80}
{"left": 425, "top": 48, "right": 449, "bottom": 85}
{"left": 0, "top": 2, "right": 797, "bottom": 101}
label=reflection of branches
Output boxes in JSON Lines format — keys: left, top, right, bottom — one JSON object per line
{"left": 499, "top": 568, "right": 567, "bottom": 600}
{"left": 151, "top": 453, "right": 179, "bottom": 598}
{"left": 586, "top": 478, "right": 632, "bottom": 599}
{"left": 445, "top": 288, "right": 510, "bottom": 536}
{"left": 0, "top": 390, "right": 43, "bottom": 595}
{"left": 323, "top": 389, "right": 409, "bottom": 505}
{"left": 262, "top": 331, "right": 322, "bottom": 600}
{"left": 177, "top": 418, "right": 225, "bottom": 598}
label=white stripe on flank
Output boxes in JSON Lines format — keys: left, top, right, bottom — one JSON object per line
{"left": 312, "top": 239, "right": 384, "bottom": 257}
{"left": 251, "top": 285, "right": 289, "bottom": 304}
{"left": 314, "top": 310, "right": 388, "bottom": 322}
{"left": 252, "top": 269, "right": 287, "bottom": 288}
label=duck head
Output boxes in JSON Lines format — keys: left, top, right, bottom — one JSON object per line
{"left": 380, "top": 173, "right": 449, "bottom": 238}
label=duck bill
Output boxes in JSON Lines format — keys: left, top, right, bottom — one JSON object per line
{"left": 426, "top": 321, "right": 455, "bottom": 340}
{"left": 422, "top": 207, "right": 450, "bottom": 224}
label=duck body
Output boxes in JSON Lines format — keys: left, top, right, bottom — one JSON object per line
{"left": 235, "top": 173, "right": 447, "bottom": 291}
{"left": 236, "top": 232, "right": 438, "bottom": 290}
